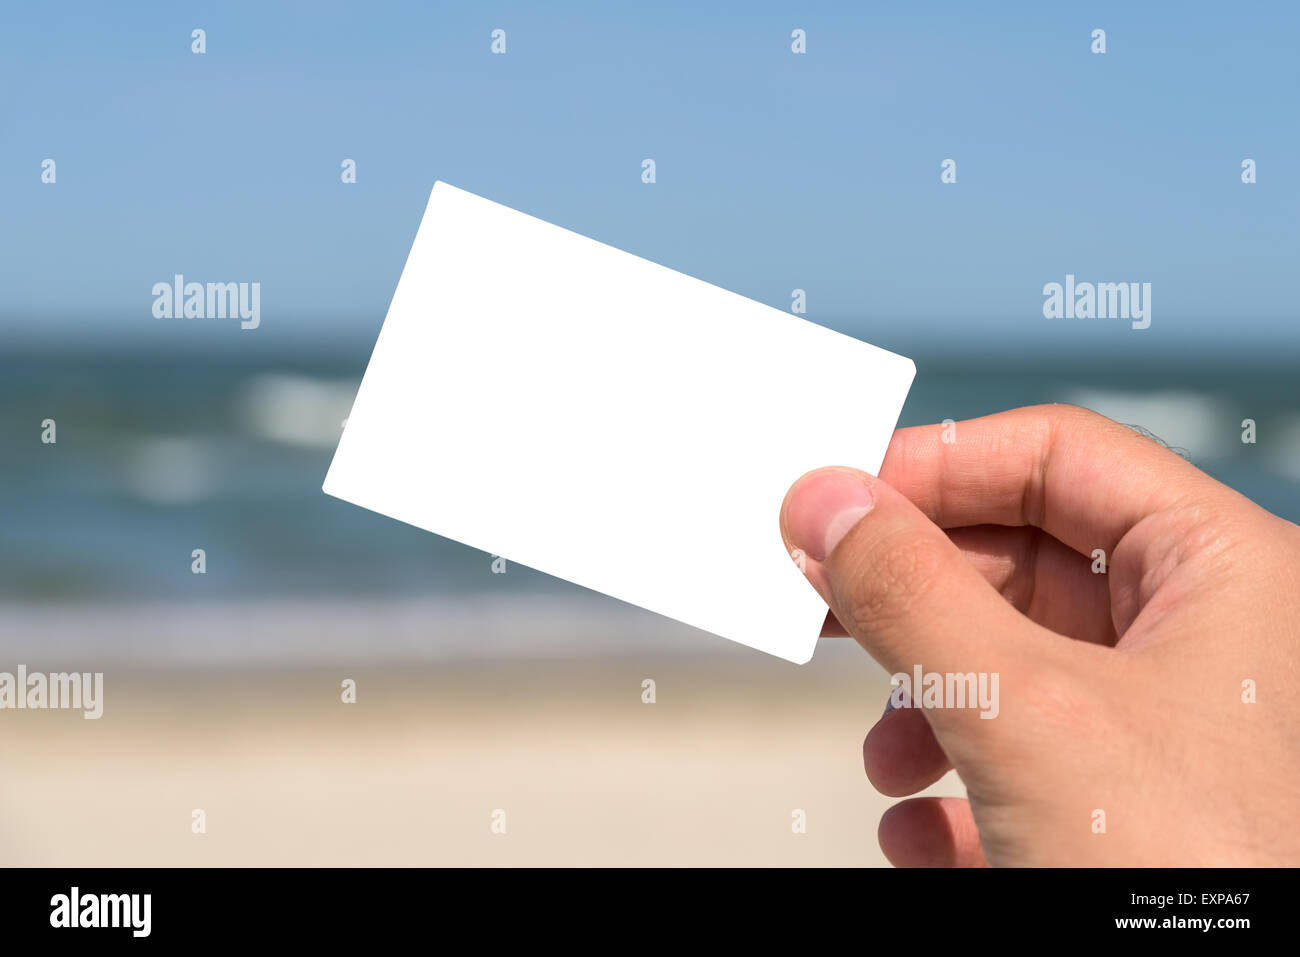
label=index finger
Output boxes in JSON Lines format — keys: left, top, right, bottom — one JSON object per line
{"left": 878, "top": 404, "right": 1217, "bottom": 557}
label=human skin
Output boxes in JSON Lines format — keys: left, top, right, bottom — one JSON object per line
{"left": 778, "top": 404, "right": 1300, "bottom": 866}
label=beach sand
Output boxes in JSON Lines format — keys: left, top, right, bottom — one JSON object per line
{"left": 0, "top": 620, "right": 965, "bottom": 866}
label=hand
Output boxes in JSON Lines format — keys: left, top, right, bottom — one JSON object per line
{"left": 779, "top": 404, "right": 1300, "bottom": 866}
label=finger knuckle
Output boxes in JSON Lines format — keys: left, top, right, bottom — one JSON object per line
{"left": 839, "top": 529, "right": 948, "bottom": 634}
{"left": 1038, "top": 402, "right": 1106, "bottom": 430}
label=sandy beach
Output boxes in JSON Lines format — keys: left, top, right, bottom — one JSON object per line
{"left": 0, "top": 603, "right": 963, "bottom": 866}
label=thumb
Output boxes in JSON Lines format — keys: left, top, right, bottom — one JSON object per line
{"left": 780, "top": 467, "right": 1048, "bottom": 715}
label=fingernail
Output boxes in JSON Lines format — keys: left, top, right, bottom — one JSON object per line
{"left": 785, "top": 470, "right": 875, "bottom": 563}
{"left": 881, "top": 687, "right": 911, "bottom": 718}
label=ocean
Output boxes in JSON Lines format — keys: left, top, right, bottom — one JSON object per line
{"left": 3, "top": 345, "right": 1296, "bottom": 608}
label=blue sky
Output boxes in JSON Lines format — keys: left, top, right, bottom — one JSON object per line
{"left": 2, "top": 0, "right": 1297, "bottom": 356}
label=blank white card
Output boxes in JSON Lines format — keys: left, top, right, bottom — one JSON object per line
{"left": 323, "top": 182, "right": 915, "bottom": 663}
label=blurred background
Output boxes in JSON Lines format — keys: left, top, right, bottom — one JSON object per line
{"left": 0, "top": 1, "right": 1296, "bottom": 865}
